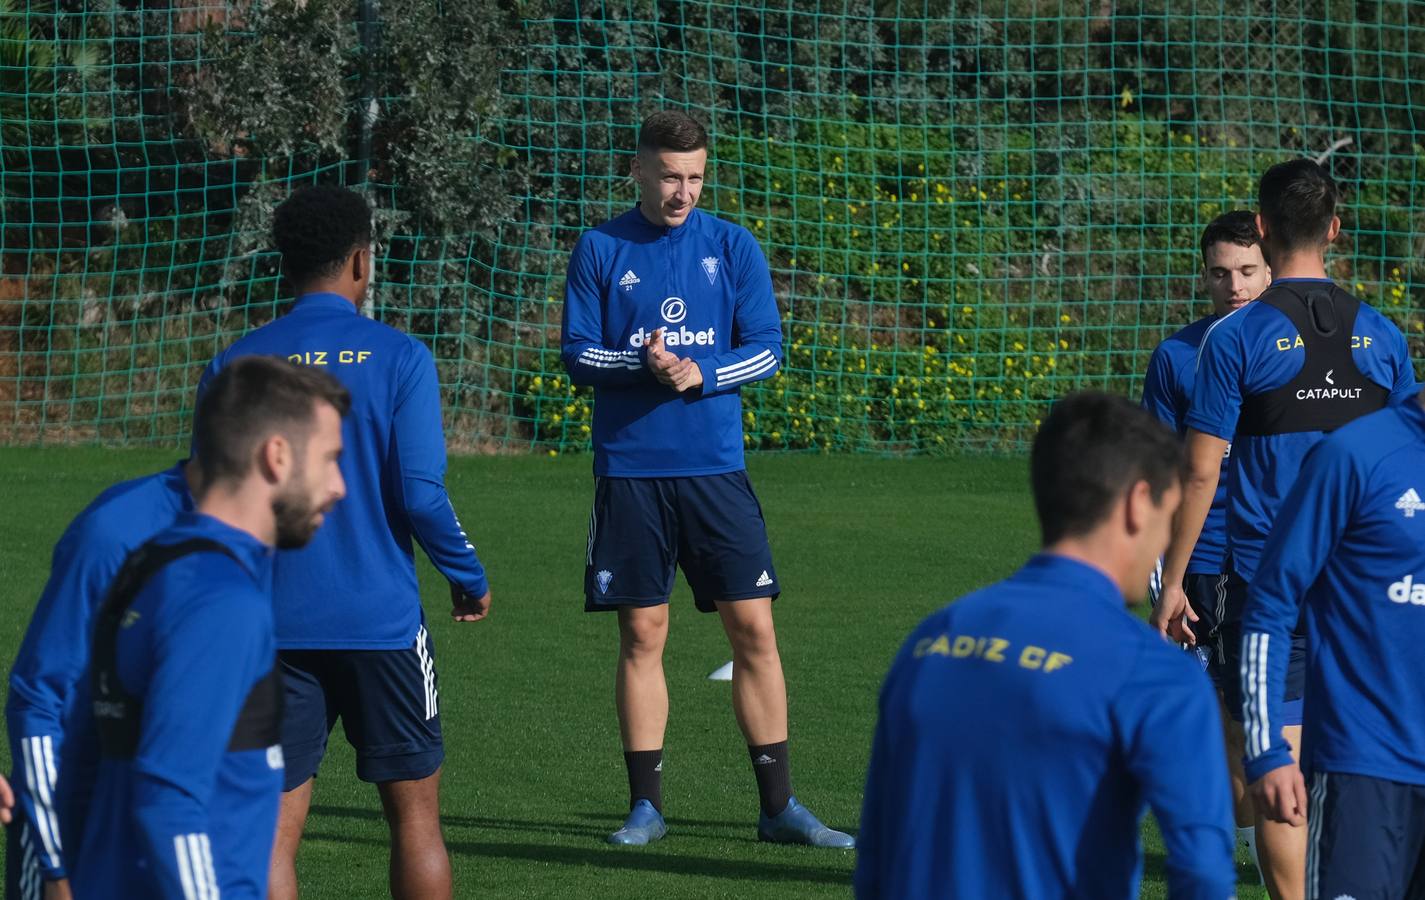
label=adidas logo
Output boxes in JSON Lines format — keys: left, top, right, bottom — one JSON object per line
{"left": 756, "top": 570, "right": 773, "bottom": 588}
{"left": 753, "top": 753, "right": 776, "bottom": 765}
{"left": 654, "top": 761, "right": 663, "bottom": 772}
{"left": 619, "top": 270, "right": 640, "bottom": 289}
{"left": 1397, "top": 489, "right": 1425, "bottom": 518}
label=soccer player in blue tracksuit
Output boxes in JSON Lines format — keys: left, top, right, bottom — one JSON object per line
{"left": 198, "top": 185, "right": 490, "bottom": 900}
{"left": 5, "top": 461, "right": 194, "bottom": 900}
{"left": 562, "top": 111, "right": 851, "bottom": 848}
{"left": 1155, "top": 159, "right": 1416, "bottom": 898}
{"left": 855, "top": 392, "right": 1236, "bottom": 898}
{"left": 1242, "top": 393, "right": 1425, "bottom": 899}
{"left": 1141, "top": 209, "right": 1271, "bottom": 871}
{"left": 66, "top": 356, "right": 350, "bottom": 899}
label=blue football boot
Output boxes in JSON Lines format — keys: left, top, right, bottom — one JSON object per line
{"left": 607, "top": 799, "right": 667, "bottom": 845}
{"left": 757, "top": 796, "right": 855, "bottom": 848}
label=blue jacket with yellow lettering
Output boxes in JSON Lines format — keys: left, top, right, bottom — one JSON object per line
{"left": 560, "top": 207, "right": 783, "bottom": 477}
{"left": 855, "top": 554, "right": 1236, "bottom": 900}
{"left": 198, "top": 292, "right": 488, "bottom": 649}
{"left": 1187, "top": 278, "right": 1415, "bottom": 580}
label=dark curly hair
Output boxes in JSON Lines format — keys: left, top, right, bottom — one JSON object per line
{"left": 272, "top": 185, "right": 373, "bottom": 289}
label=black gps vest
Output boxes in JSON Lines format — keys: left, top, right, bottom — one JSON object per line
{"left": 1235, "top": 283, "right": 1389, "bottom": 436}
{"left": 91, "top": 538, "right": 283, "bottom": 759}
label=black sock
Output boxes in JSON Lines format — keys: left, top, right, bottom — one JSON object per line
{"left": 748, "top": 741, "right": 792, "bottom": 817}
{"left": 624, "top": 749, "right": 663, "bottom": 813}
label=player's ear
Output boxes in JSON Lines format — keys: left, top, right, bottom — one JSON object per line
{"left": 257, "top": 433, "right": 292, "bottom": 485}
{"left": 1123, "top": 479, "right": 1153, "bottom": 536}
{"left": 1325, "top": 215, "right": 1342, "bottom": 245}
{"left": 351, "top": 247, "right": 365, "bottom": 283}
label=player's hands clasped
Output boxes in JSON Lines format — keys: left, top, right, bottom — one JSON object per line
{"left": 1149, "top": 583, "right": 1199, "bottom": 645}
{"left": 451, "top": 583, "right": 491, "bottom": 622}
{"left": 1250, "top": 763, "right": 1308, "bottom": 827}
{"left": 647, "top": 329, "right": 704, "bottom": 393}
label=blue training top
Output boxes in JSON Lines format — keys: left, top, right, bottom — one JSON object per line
{"left": 1186, "top": 278, "right": 1415, "bottom": 580}
{"left": 66, "top": 512, "right": 282, "bottom": 900}
{"left": 1243, "top": 398, "right": 1425, "bottom": 786}
{"left": 1142, "top": 314, "right": 1230, "bottom": 575}
{"left": 854, "top": 555, "right": 1236, "bottom": 900}
{"left": 200, "top": 293, "right": 488, "bottom": 650}
{"left": 561, "top": 207, "right": 784, "bottom": 477}
{"left": 4, "top": 462, "right": 190, "bottom": 880}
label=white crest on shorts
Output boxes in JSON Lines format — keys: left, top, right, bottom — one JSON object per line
{"left": 700, "top": 256, "right": 720, "bottom": 285}
{"left": 267, "top": 744, "right": 285, "bottom": 770}
{"left": 597, "top": 570, "right": 613, "bottom": 594}
{"left": 756, "top": 570, "right": 773, "bottom": 588}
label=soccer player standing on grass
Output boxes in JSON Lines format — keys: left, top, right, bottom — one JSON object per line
{"left": 199, "top": 185, "right": 492, "bottom": 900}
{"left": 66, "top": 356, "right": 349, "bottom": 899}
{"left": 1152, "top": 158, "right": 1416, "bottom": 900}
{"left": 561, "top": 110, "right": 852, "bottom": 848}
{"left": 855, "top": 392, "right": 1236, "bottom": 897}
{"left": 1141, "top": 209, "right": 1271, "bottom": 873}
{"left": 6, "top": 458, "right": 200, "bottom": 900}
{"left": 1242, "top": 390, "right": 1425, "bottom": 898}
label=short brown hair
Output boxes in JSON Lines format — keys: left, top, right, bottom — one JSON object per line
{"left": 1031, "top": 391, "right": 1184, "bottom": 545}
{"left": 637, "top": 111, "right": 708, "bottom": 154}
{"left": 1258, "top": 159, "right": 1341, "bottom": 252}
{"left": 194, "top": 356, "right": 351, "bottom": 494}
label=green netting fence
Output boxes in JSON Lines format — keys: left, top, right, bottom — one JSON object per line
{"left": 3, "top": 0, "right": 1424, "bottom": 453}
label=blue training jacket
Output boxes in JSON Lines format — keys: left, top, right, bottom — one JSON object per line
{"left": 1186, "top": 278, "right": 1415, "bottom": 580}
{"left": 1242, "top": 397, "right": 1425, "bottom": 786}
{"left": 855, "top": 555, "right": 1236, "bottom": 900}
{"left": 4, "top": 462, "right": 190, "bottom": 880}
{"left": 66, "top": 512, "right": 282, "bottom": 900}
{"left": 560, "top": 206, "right": 783, "bottom": 477}
{"left": 199, "top": 292, "right": 488, "bottom": 649}
{"left": 1142, "top": 314, "right": 1230, "bottom": 575}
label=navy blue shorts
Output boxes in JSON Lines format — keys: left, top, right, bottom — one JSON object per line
{"left": 1218, "top": 570, "right": 1305, "bottom": 726}
{"left": 278, "top": 624, "right": 443, "bottom": 791}
{"left": 1185, "top": 572, "right": 1230, "bottom": 688}
{"left": 1308, "top": 771, "right": 1425, "bottom": 899}
{"left": 584, "top": 472, "right": 780, "bottom": 613}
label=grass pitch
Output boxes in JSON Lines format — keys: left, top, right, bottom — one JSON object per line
{"left": 0, "top": 448, "right": 1264, "bottom": 897}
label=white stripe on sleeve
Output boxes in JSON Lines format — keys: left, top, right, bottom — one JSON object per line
{"left": 715, "top": 349, "right": 773, "bottom": 379}
{"left": 717, "top": 355, "right": 779, "bottom": 388}
{"left": 198, "top": 834, "right": 219, "bottom": 900}
{"left": 22, "top": 737, "right": 61, "bottom": 869}
{"left": 174, "top": 834, "right": 198, "bottom": 900}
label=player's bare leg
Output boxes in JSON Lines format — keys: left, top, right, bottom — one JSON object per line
{"left": 607, "top": 605, "right": 671, "bottom": 845}
{"left": 716, "top": 597, "right": 852, "bottom": 848}
{"left": 377, "top": 770, "right": 452, "bottom": 900}
{"left": 715, "top": 597, "right": 787, "bottom": 745}
{"left": 1220, "top": 697, "right": 1253, "bottom": 827}
{"left": 615, "top": 604, "right": 670, "bottom": 750}
{"left": 268, "top": 778, "right": 313, "bottom": 900}
{"left": 1220, "top": 700, "right": 1265, "bottom": 882}
{"left": 1255, "top": 723, "right": 1306, "bottom": 900}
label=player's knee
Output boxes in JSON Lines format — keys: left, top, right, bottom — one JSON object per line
{"left": 618, "top": 609, "right": 668, "bottom": 658}
{"left": 725, "top": 615, "right": 778, "bottom": 661}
